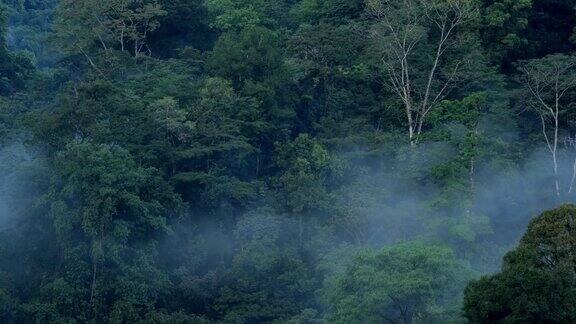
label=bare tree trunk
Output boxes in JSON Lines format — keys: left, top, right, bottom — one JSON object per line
{"left": 90, "top": 238, "right": 100, "bottom": 305}
{"left": 299, "top": 214, "right": 303, "bottom": 245}
{"left": 569, "top": 157, "right": 576, "bottom": 194}
{"left": 120, "top": 27, "right": 125, "bottom": 52}
{"left": 523, "top": 57, "right": 576, "bottom": 197}
{"left": 467, "top": 155, "right": 475, "bottom": 216}
{"left": 366, "top": 0, "right": 473, "bottom": 144}
{"left": 539, "top": 112, "right": 561, "bottom": 197}
{"left": 90, "top": 256, "right": 97, "bottom": 303}
{"left": 80, "top": 48, "right": 98, "bottom": 70}
{"left": 553, "top": 151, "right": 560, "bottom": 197}
{"left": 554, "top": 97, "right": 561, "bottom": 197}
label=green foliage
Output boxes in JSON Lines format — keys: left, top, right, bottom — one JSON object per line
{"left": 464, "top": 205, "right": 576, "bottom": 322}
{"left": 2, "top": 0, "right": 59, "bottom": 66}
{"left": 214, "top": 210, "right": 317, "bottom": 322}
{"left": 290, "top": 0, "right": 362, "bottom": 24}
{"left": 2, "top": 0, "right": 576, "bottom": 322}
{"left": 0, "top": 4, "right": 33, "bottom": 94}
{"left": 21, "top": 143, "right": 182, "bottom": 322}
{"left": 144, "top": 0, "right": 213, "bottom": 55}
{"left": 205, "top": 0, "right": 291, "bottom": 31}
{"left": 208, "top": 26, "right": 286, "bottom": 85}
{"left": 273, "top": 134, "right": 339, "bottom": 212}
{"left": 327, "top": 241, "right": 469, "bottom": 323}
{"left": 52, "top": 142, "right": 180, "bottom": 238}
{"left": 478, "top": 0, "right": 533, "bottom": 65}
{"left": 170, "top": 76, "right": 264, "bottom": 207}
{"left": 53, "top": 0, "right": 166, "bottom": 70}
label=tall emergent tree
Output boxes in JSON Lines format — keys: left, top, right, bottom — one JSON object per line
{"left": 53, "top": 0, "right": 166, "bottom": 69}
{"left": 519, "top": 54, "right": 576, "bottom": 197}
{"left": 365, "top": 0, "right": 477, "bottom": 143}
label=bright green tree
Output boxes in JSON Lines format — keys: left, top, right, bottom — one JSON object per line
{"left": 24, "top": 143, "right": 181, "bottom": 322}
{"left": 327, "top": 241, "right": 469, "bottom": 323}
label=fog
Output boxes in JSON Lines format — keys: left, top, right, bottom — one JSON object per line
{"left": 0, "top": 142, "right": 47, "bottom": 231}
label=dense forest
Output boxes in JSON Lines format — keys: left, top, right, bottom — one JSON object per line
{"left": 1, "top": 0, "right": 576, "bottom": 322}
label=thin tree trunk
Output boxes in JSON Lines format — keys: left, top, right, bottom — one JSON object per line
{"left": 552, "top": 102, "right": 561, "bottom": 197}
{"left": 467, "top": 155, "right": 475, "bottom": 216}
{"left": 90, "top": 257, "right": 97, "bottom": 303}
{"left": 80, "top": 48, "right": 97, "bottom": 70}
{"left": 569, "top": 157, "right": 576, "bottom": 194}
{"left": 553, "top": 152, "right": 560, "bottom": 197}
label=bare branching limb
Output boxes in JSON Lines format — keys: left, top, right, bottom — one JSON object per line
{"left": 565, "top": 135, "right": 576, "bottom": 194}
{"left": 54, "top": 0, "right": 166, "bottom": 69}
{"left": 365, "top": 0, "right": 477, "bottom": 144}
{"left": 520, "top": 54, "right": 576, "bottom": 197}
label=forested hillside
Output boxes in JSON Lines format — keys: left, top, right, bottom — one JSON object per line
{"left": 0, "top": 0, "right": 576, "bottom": 322}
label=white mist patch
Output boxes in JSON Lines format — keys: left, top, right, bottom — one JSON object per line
{"left": 476, "top": 148, "right": 576, "bottom": 240}
{"left": 0, "top": 142, "right": 36, "bottom": 229}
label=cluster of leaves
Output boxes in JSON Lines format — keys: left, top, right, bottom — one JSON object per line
{"left": 464, "top": 204, "right": 576, "bottom": 322}
{"left": 327, "top": 242, "right": 470, "bottom": 323}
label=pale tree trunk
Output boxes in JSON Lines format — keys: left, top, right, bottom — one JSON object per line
{"left": 367, "top": 0, "right": 474, "bottom": 144}
{"left": 90, "top": 228, "right": 104, "bottom": 305}
{"left": 569, "top": 156, "right": 576, "bottom": 194}
{"left": 523, "top": 59, "right": 576, "bottom": 198}
{"left": 566, "top": 135, "right": 576, "bottom": 194}
{"left": 540, "top": 113, "right": 560, "bottom": 197}
{"left": 467, "top": 155, "right": 475, "bottom": 217}
{"left": 553, "top": 110, "right": 560, "bottom": 197}
{"left": 120, "top": 27, "right": 125, "bottom": 52}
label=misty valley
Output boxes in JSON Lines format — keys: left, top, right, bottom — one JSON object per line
{"left": 2, "top": 0, "right": 576, "bottom": 323}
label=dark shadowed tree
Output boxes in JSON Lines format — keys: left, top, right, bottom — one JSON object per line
{"left": 464, "top": 204, "right": 576, "bottom": 322}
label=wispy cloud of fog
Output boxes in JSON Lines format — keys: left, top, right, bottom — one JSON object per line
{"left": 476, "top": 148, "right": 576, "bottom": 242}
{"left": 0, "top": 142, "right": 47, "bottom": 231}
{"left": 310, "top": 134, "right": 576, "bottom": 274}
{"left": 0, "top": 143, "right": 27, "bottom": 228}
{"left": 164, "top": 136, "right": 576, "bottom": 278}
